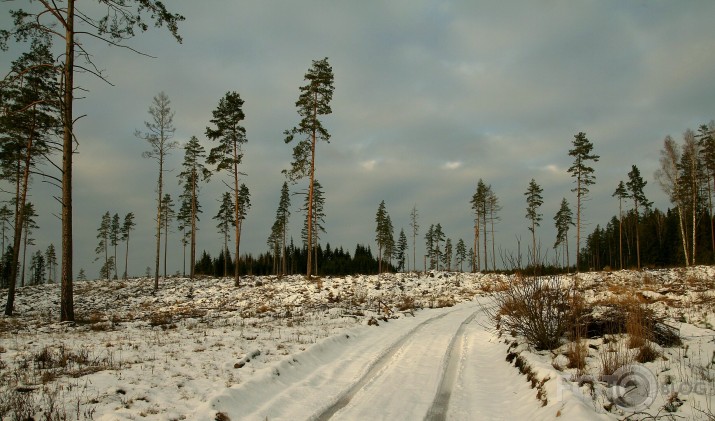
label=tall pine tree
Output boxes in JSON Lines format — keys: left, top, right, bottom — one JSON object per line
{"left": 206, "top": 91, "right": 248, "bottom": 286}
{"left": 283, "top": 58, "right": 335, "bottom": 280}
{"left": 568, "top": 132, "right": 599, "bottom": 272}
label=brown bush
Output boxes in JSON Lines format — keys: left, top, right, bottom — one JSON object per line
{"left": 490, "top": 275, "right": 575, "bottom": 350}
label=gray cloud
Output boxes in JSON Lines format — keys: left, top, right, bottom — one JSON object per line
{"left": 3, "top": 1, "right": 715, "bottom": 277}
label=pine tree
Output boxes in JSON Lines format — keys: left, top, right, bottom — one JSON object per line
{"left": 1, "top": 39, "right": 59, "bottom": 315}
{"left": 110, "top": 213, "right": 120, "bottom": 279}
{"left": 553, "top": 198, "right": 574, "bottom": 270}
{"left": 525, "top": 178, "right": 544, "bottom": 268}
{"left": 95, "top": 212, "right": 112, "bottom": 279}
{"left": 425, "top": 224, "right": 435, "bottom": 270}
{"left": 455, "top": 238, "right": 467, "bottom": 272}
{"left": 120, "top": 213, "right": 136, "bottom": 279}
{"left": 3, "top": 0, "right": 183, "bottom": 323}
{"left": 30, "top": 250, "right": 45, "bottom": 286}
{"left": 470, "top": 180, "right": 485, "bottom": 272}
{"left": 178, "top": 136, "right": 211, "bottom": 281}
{"left": 206, "top": 91, "right": 248, "bottom": 286}
{"left": 409, "top": 205, "right": 419, "bottom": 272}
{"left": 214, "top": 192, "right": 235, "bottom": 278}
{"left": 612, "top": 181, "right": 628, "bottom": 269}
{"left": 137, "top": 92, "right": 179, "bottom": 291}
{"left": 283, "top": 58, "right": 335, "bottom": 279}
{"left": 487, "top": 187, "right": 501, "bottom": 271}
{"left": 160, "top": 194, "right": 175, "bottom": 278}
{"left": 568, "top": 132, "right": 599, "bottom": 272}
{"left": 0, "top": 206, "right": 12, "bottom": 265}
{"left": 626, "top": 165, "right": 651, "bottom": 270}
{"left": 697, "top": 121, "right": 715, "bottom": 262}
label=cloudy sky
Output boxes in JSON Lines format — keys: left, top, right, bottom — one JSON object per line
{"left": 3, "top": 1, "right": 715, "bottom": 278}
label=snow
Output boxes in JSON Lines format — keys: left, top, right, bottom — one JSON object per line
{"left": 1, "top": 268, "right": 714, "bottom": 420}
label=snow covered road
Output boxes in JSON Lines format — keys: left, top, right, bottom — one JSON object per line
{"left": 194, "top": 300, "right": 567, "bottom": 421}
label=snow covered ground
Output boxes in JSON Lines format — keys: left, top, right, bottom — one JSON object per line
{"left": 1, "top": 268, "right": 714, "bottom": 420}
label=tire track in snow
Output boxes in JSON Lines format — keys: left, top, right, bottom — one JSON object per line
{"left": 423, "top": 311, "right": 478, "bottom": 421}
{"left": 312, "top": 307, "right": 461, "bottom": 421}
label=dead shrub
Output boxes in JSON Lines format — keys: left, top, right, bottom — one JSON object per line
{"left": 397, "top": 295, "right": 415, "bottom": 311}
{"left": 149, "top": 311, "right": 173, "bottom": 327}
{"left": 635, "top": 342, "right": 660, "bottom": 363}
{"left": 599, "top": 337, "right": 632, "bottom": 379}
{"left": 435, "top": 297, "right": 455, "bottom": 308}
{"left": 490, "top": 275, "right": 575, "bottom": 350}
{"left": 566, "top": 340, "right": 588, "bottom": 373}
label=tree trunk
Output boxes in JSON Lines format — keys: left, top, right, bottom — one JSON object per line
{"left": 676, "top": 205, "right": 690, "bottom": 266}
{"left": 306, "top": 96, "right": 317, "bottom": 280}
{"left": 124, "top": 235, "right": 130, "bottom": 279}
{"left": 190, "top": 171, "right": 196, "bottom": 280}
{"left": 233, "top": 143, "right": 241, "bottom": 287}
{"left": 154, "top": 155, "right": 163, "bottom": 291}
{"left": 163, "top": 212, "right": 168, "bottom": 278}
{"left": 60, "top": 0, "right": 75, "bottom": 321}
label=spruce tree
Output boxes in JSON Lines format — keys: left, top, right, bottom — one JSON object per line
{"left": 270, "top": 182, "right": 291, "bottom": 276}
{"left": 237, "top": 184, "right": 252, "bottom": 269}
{"left": 45, "top": 244, "right": 57, "bottom": 283}
{"left": 20, "top": 203, "right": 38, "bottom": 288}
{"left": 409, "top": 205, "right": 419, "bottom": 272}
{"left": 284, "top": 58, "right": 335, "bottom": 280}
{"left": 396, "top": 229, "right": 408, "bottom": 272}
{"left": 301, "top": 180, "right": 324, "bottom": 275}
{"left": 524, "top": 178, "right": 544, "bottom": 268}
{"left": 206, "top": 91, "right": 248, "bottom": 286}
{"left": 626, "top": 165, "right": 651, "bottom": 270}
{"left": 455, "top": 238, "right": 467, "bottom": 272}
{"left": 554, "top": 198, "right": 574, "bottom": 271}
{"left": 433, "top": 223, "right": 445, "bottom": 271}
{"left": 568, "top": 132, "right": 599, "bottom": 272}
{"left": 443, "top": 238, "right": 453, "bottom": 271}
{"left": 375, "top": 201, "right": 389, "bottom": 274}
{"left": 176, "top": 196, "right": 191, "bottom": 277}
{"left": 178, "top": 136, "right": 211, "bottom": 281}
{"left": 214, "top": 192, "right": 235, "bottom": 278}
{"left": 160, "top": 194, "right": 175, "bottom": 278}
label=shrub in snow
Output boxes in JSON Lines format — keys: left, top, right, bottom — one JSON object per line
{"left": 490, "top": 275, "right": 575, "bottom": 350}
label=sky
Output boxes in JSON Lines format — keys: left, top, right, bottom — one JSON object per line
{"left": 2, "top": 1, "right": 715, "bottom": 278}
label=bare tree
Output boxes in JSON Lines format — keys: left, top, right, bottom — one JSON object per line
{"left": 137, "top": 92, "right": 179, "bottom": 292}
